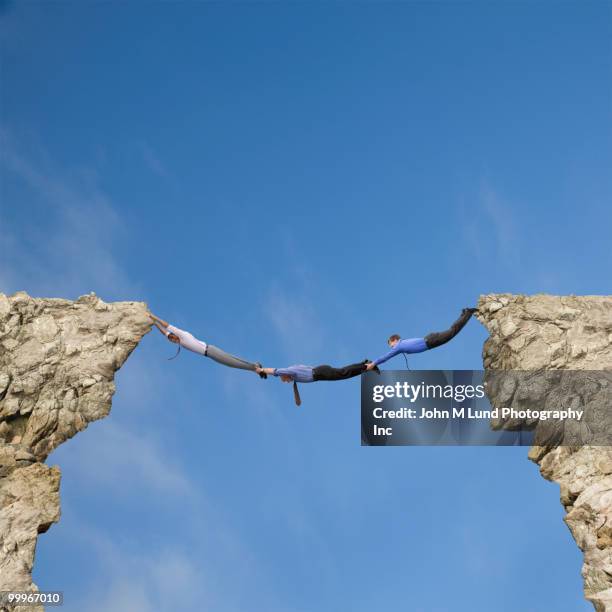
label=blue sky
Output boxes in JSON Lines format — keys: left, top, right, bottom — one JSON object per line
{"left": 1, "top": 1, "right": 610, "bottom": 610}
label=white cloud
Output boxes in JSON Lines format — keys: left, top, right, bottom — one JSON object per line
{"left": 480, "top": 184, "right": 519, "bottom": 265}
{"left": 50, "top": 420, "right": 192, "bottom": 498}
{"left": 265, "top": 284, "right": 326, "bottom": 362}
{"left": 0, "top": 128, "right": 137, "bottom": 300}
{"left": 50, "top": 469, "right": 289, "bottom": 612}
{"left": 137, "top": 141, "right": 171, "bottom": 181}
{"left": 58, "top": 518, "right": 214, "bottom": 612}
{"left": 111, "top": 346, "right": 177, "bottom": 417}
{"left": 460, "top": 182, "right": 521, "bottom": 270}
{"left": 87, "top": 554, "right": 208, "bottom": 612}
{"left": 259, "top": 231, "right": 358, "bottom": 365}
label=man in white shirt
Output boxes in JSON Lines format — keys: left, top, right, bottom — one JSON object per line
{"left": 149, "top": 313, "right": 265, "bottom": 377}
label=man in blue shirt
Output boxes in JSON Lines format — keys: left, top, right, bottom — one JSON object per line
{"left": 366, "top": 307, "right": 477, "bottom": 370}
{"left": 256, "top": 359, "right": 376, "bottom": 405}
{"left": 257, "top": 360, "right": 373, "bottom": 383}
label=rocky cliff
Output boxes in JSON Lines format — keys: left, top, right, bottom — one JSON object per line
{"left": 1, "top": 292, "right": 610, "bottom": 610}
{"left": 0, "top": 292, "right": 150, "bottom": 611}
{"left": 478, "top": 294, "right": 612, "bottom": 612}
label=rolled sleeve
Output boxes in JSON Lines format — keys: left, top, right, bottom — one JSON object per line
{"left": 273, "top": 368, "right": 292, "bottom": 378}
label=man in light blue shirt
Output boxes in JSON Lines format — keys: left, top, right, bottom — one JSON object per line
{"left": 257, "top": 360, "right": 373, "bottom": 383}
{"left": 366, "top": 307, "right": 477, "bottom": 370}
{"left": 270, "top": 365, "right": 315, "bottom": 383}
{"left": 257, "top": 359, "right": 375, "bottom": 405}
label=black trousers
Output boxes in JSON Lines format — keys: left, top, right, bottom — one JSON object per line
{"left": 312, "top": 360, "right": 368, "bottom": 381}
{"left": 424, "top": 309, "right": 474, "bottom": 349}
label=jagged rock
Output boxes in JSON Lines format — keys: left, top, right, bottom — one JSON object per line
{"left": 0, "top": 463, "right": 61, "bottom": 612}
{"left": 478, "top": 294, "right": 612, "bottom": 611}
{"left": 0, "top": 292, "right": 150, "bottom": 609}
{"left": 2, "top": 290, "right": 610, "bottom": 610}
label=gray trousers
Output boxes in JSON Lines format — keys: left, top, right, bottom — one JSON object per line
{"left": 205, "top": 344, "right": 257, "bottom": 371}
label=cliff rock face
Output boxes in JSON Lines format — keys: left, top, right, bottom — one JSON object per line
{"left": 0, "top": 292, "right": 150, "bottom": 610}
{"left": 1, "top": 291, "right": 610, "bottom": 610}
{"left": 478, "top": 294, "right": 612, "bottom": 611}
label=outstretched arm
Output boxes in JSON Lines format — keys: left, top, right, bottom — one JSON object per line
{"left": 152, "top": 320, "right": 170, "bottom": 337}
{"left": 370, "top": 344, "right": 401, "bottom": 367}
{"left": 149, "top": 312, "right": 169, "bottom": 328}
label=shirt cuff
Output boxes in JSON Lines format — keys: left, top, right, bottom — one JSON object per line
{"left": 166, "top": 324, "right": 177, "bottom": 338}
